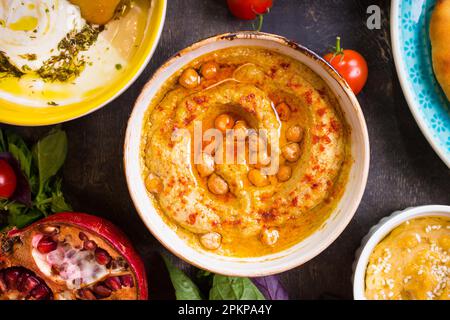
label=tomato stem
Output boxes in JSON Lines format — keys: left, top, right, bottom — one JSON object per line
{"left": 336, "top": 37, "right": 342, "bottom": 52}
{"left": 256, "top": 14, "right": 264, "bottom": 32}
{"left": 330, "top": 36, "right": 345, "bottom": 62}
{"left": 251, "top": 6, "right": 270, "bottom": 32}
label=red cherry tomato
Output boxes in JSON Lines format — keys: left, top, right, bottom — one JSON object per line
{"left": 227, "top": 0, "right": 273, "bottom": 20}
{"left": 0, "top": 159, "right": 17, "bottom": 199}
{"left": 323, "top": 37, "right": 368, "bottom": 95}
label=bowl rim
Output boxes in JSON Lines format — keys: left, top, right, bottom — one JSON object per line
{"left": 352, "top": 204, "right": 450, "bottom": 300}
{"left": 0, "top": 0, "right": 167, "bottom": 126}
{"left": 390, "top": 0, "right": 450, "bottom": 168}
{"left": 124, "top": 31, "right": 370, "bottom": 276}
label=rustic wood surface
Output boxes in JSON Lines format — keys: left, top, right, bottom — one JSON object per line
{"left": 3, "top": 0, "right": 450, "bottom": 299}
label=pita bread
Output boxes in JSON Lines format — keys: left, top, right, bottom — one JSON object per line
{"left": 430, "top": 0, "right": 450, "bottom": 101}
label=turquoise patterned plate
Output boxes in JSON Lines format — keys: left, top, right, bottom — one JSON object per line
{"left": 391, "top": 0, "right": 450, "bottom": 167}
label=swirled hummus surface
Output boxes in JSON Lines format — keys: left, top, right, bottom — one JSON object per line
{"left": 365, "top": 217, "right": 450, "bottom": 300}
{"left": 141, "top": 47, "right": 352, "bottom": 257}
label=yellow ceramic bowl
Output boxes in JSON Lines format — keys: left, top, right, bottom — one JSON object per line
{"left": 0, "top": 0, "right": 166, "bottom": 126}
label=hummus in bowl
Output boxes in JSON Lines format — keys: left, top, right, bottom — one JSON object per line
{"left": 125, "top": 32, "right": 370, "bottom": 276}
{"left": 353, "top": 205, "right": 450, "bottom": 300}
{"left": 0, "top": 0, "right": 166, "bottom": 125}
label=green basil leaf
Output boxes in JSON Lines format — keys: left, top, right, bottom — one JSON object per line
{"left": 163, "top": 256, "right": 203, "bottom": 300}
{"left": 29, "top": 174, "right": 39, "bottom": 195}
{"left": 196, "top": 269, "right": 214, "bottom": 287}
{"left": 51, "top": 194, "right": 72, "bottom": 213}
{"left": 6, "top": 130, "right": 30, "bottom": 152}
{"left": 5, "top": 130, "right": 33, "bottom": 178}
{"left": 32, "top": 128, "right": 67, "bottom": 194}
{"left": 50, "top": 179, "right": 72, "bottom": 213}
{"left": 197, "top": 270, "right": 212, "bottom": 278}
{"left": 34, "top": 190, "right": 51, "bottom": 216}
{"left": 209, "top": 275, "right": 265, "bottom": 300}
{"left": 8, "top": 144, "right": 32, "bottom": 178}
{"left": 7, "top": 203, "right": 42, "bottom": 228}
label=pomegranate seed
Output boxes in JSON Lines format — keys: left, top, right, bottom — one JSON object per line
{"left": 18, "top": 274, "right": 40, "bottom": 294}
{"left": 93, "top": 284, "right": 112, "bottom": 298}
{"left": 119, "top": 274, "right": 134, "bottom": 288}
{"left": 0, "top": 272, "right": 7, "bottom": 292}
{"left": 94, "top": 248, "right": 111, "bottom": 265}
{"left": 16, "top": 272, "right": 26, "bottom": 292}
{"left": 83, "top": 240, "right": 97, "bottom": 251}
{"left": 4, "top": 268, "right": 21, "bottom": 290}
{"left": 0, "top": 267, "right": 53, "bottom": 300}
{"left": 104, "top": 277, "right": 122, "bottom": 291}
{"left": 78, "top": 288, "right": 97, "bottom": 300}
{"left": 29, "top": 284, "right": 52, "bottom": 300}
{"left": 37, "top": 236, "right": 57, "bottom": 254}
{"left": 78, "top": 232, "right": 88, "bottom": 241}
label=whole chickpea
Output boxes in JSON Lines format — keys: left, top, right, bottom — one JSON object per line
{"left": 282, "top": 143, "right": 301, "bottom": 162}
{"left": 200, "top": 232, "right": 222, "bottom": 250}
{"left": 200, "top": 61, "right": 220, "bottom": 79}
{"left": 233, "top": 120, "right": 249, "bottom": 139}
{"left": 248, "top": 134, "right": 270, "bottom": 167}
{"left": 207, "top": 174, "right": 229, "bottom": 195}
{"left": 255, "top": 151, "right": 271, "bottom": 168}
{"left": 215, "top": 114, "right": 235, "bottom": 133}
{"left": 196, "top": 153, "right": 215, "bottom": 178}
{"left": 248, "top": 169, "right": 270, "bottom": 187}
{"left": 179, "top": 68, "right": 200, "bottom": 89}
{"left": 261, "top": 228, "right": 279, "bottom": 246}
{"left": 276, "top": 102, "right": 291, "bottom": 122}
{"left": 286, "top": 125, "right": 304, "bottom": 143}
{"left": 276, "top": 165, "right": 292, "bottom": 182}
{"left": 145, "top": 174, "right": 163, "bottom": 193}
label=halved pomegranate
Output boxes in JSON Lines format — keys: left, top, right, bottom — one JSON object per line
{"left": 0, "top": 213, "right": 148, "bottom": 300}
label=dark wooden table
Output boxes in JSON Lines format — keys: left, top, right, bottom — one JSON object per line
{"left": 4, "top": 0, "right": 450, "bottom": 300}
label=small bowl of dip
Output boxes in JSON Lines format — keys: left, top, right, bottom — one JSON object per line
{"left": 353, "top": 205, "right": 450, "bottom": 300}
{"left": 125, "top": 32, "right": 370, "bottom": 276}
{"left": 0, "top": 0, "right": 166, "bottom": 126}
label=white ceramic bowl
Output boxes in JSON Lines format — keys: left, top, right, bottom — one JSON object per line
{"left": 353, "top": 205, "right": 450, "bottom": 300}
{"left": 124, "top": 32, "right": 370, "bottom": 276}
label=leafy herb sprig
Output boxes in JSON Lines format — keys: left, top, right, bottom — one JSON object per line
{"left": 163, "top": 256, "right": 288, "bottom": 300}
{"left": 0, "top": 127, "right": 71, "bottom": 229}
